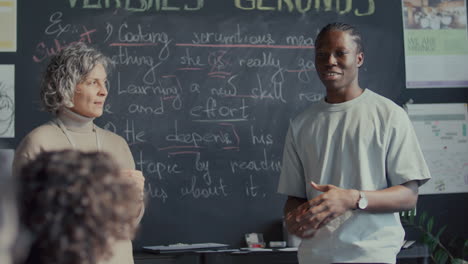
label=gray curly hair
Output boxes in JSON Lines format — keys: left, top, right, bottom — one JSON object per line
{"left": 40, "top": 42, "right": 112, "bottom": 113}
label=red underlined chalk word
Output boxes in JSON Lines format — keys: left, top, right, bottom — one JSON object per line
{"left": 176, "top": 43, "right": 314, "bottom": 49}
{"left": 109, "top": 43, "right": 159, "bottom": 46}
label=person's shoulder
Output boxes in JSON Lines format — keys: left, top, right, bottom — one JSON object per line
{"left": 366, "top": 90, "right": 397, "bottom": 107}
{"left": 14, "top": 121, "right": 61, "bottom": 176}
{"left": 366, "top": 90, "right": 406, "bottom": 114}
{"left": 365, "top": 90, "right": 410, "bottom": 127}
{"left": 20, "top": 122, "right": 60, "bottom": 145}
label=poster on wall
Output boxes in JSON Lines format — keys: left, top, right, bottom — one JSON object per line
{"left": 0, "top": 65, "right": 14, "bottom": 138}
{"left": 408, "top": 103, "right": 468, "bottom": 194}
{"left": 402, "top": 0, "right": 468, "bottom": 88}
{"left": 0, "top": 0, "right": 16, "bottom": 52}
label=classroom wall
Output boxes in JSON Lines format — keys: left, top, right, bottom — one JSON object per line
{"left": 0, "top": 0, "right": 466, "bottom": 250}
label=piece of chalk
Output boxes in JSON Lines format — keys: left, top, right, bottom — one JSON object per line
{"left": 269, "top": 241, "right": 287, "bottom": 248}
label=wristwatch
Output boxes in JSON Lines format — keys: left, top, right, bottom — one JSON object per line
{"left": 357, "top": 191, "right": 368, "bottom": 210}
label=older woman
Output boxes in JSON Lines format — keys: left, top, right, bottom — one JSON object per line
{"left": 18, "top": 150, "right": 141, "bottom": 264}
{"left": 13, "top": 42, "right": 144, "bottom": 264}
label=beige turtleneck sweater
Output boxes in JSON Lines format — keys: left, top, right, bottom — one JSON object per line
{"left": 13, "top": 109, "right": 137, "bottom": 264}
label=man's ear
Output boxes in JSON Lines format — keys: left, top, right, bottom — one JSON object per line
{"left": 357, "top": 52, "right": 364, "bottom": 68}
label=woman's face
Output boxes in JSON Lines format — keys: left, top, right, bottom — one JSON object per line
{"left": 70, "top": 64, "right": 108, "bottom": 118}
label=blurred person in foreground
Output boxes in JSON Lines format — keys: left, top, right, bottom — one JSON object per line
{"left": 18, "top": 150, "right": 141, "bottom": 264}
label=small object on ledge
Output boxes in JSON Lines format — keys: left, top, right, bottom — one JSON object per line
{"left": 269, "top": 241, "right": 287, "bottom": 248}
{"left": 245, "top": 233, "right": 265, "bottom": 248}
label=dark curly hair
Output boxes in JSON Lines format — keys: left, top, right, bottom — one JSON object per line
{"left": 18, "top": 150, "right": 140, "bottom": 264}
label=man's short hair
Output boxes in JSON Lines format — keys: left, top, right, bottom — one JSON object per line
{"left": 315, "top": 22, "right": 364, "bottom": 53}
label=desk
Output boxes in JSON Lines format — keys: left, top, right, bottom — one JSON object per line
{"left": 134, "top": 252, "right": 200, "bottom": 264}
{"left": 397, "top": 244, "right": 430, "bottom": 264}
{"left": 203, "top": 251, "right": 297, "bottom": 264}
{"left": 134, "top": 244, "right": 429, "bottom": 264}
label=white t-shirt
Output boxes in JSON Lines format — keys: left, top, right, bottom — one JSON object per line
{"left": 278, "top": 89, "right": 431, "bottom": 264}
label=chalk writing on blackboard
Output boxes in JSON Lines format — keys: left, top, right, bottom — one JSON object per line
{"left": 66, "top": 0, "right": 376, "bottom": 16}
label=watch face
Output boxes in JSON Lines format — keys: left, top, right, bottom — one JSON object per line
{"left": 358, "top": 193, "right": 368, "bottom": 209}
{"left": 358, "top": 196, "right": 368, "bottom": 209}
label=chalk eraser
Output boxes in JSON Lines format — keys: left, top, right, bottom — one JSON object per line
{"left": 269, "top": 241, "right": 287, "bottom": 248}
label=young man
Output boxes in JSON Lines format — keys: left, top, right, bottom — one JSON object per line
{"left": 278, "top": 23, "right": 431, "bottom": 264}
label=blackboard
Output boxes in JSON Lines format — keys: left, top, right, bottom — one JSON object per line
{"left": 2, "top": 0, "right": 467, "bottom": 250}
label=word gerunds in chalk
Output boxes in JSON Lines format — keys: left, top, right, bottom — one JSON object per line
{"left": 67, "top": 0, "right": 376, "bottom": 16}
{"left": 234, "top": 0, "right": 376, "bottom": 16}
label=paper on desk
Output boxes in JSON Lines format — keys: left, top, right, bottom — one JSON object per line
{"left": 240, "top": 247, "right": 273, "bottom": 251}
{"left": 195, "top": 249, "right": 239, "bottom": 253}
{"left": 402, "top": 240, "right": 416, "bottom": 249}
{"left": 143, "top": 243, "right": 228, "bottom": 252}
{"left": 277, "top": 247, "right": 298, "bottom": 252}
